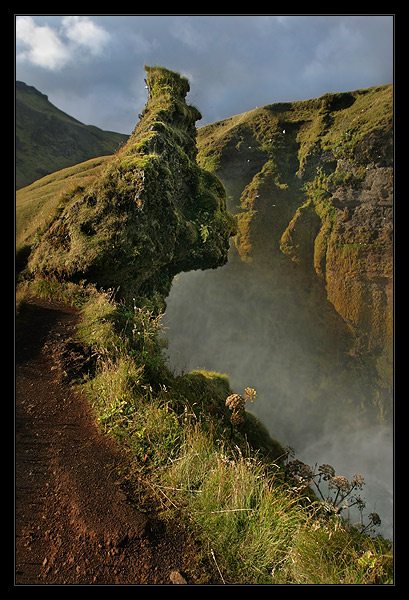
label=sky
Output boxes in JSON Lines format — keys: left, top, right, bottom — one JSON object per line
{"left": 15, "top": 14, "right": 394, "bottom": 135}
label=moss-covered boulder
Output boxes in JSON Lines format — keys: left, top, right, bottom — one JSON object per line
{"left": 27, "top": 66, "right": 236, "bottom": 303}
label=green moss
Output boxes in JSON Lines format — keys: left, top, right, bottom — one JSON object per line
{"left": 177, "top": 369, "right": 231, "bottom": 410}
{"left": 280, "top": 199, "right": 321, "bottom": 267}
{"left": 145, "top": 65, "right": 190, "bottom": 99}
{"left": 117, "top": 153, "right": 156, "bottom": 173}
{"left": 241, "top": 412, "right": 284, "bottom": 462}
{"left": 26, "top": 66, "right": 235, "bottom": 304}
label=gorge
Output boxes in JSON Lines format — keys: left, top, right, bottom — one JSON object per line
{"left": 163, "top": 84, "right": 393, "bottom": 537}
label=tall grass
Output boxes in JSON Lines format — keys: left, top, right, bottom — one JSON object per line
{"left": 160, "top": 421, "right": 393, "bottom": 584}
{"left": 162, "top": 436, "right": 299, "bottom": 583}
{"left": 20, "top": 279, "right": 393, "bottom": 584}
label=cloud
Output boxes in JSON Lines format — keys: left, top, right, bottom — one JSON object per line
{"left": 169, "top": 17, "right": 207, "bottom": 51}
{"left": 16, "top": 15, "right": 70, "bottom": 70}
{"left": 300, "top": 16, "right": 393, "bottom": 93}
{"left": 15, "top": 15, "right": 393, "bottom": 134}
{"left": 16, "top": 15, "right": 111, "bottom": 71}
{"left": 61, "top": 16, "right": 111, "bottom": 55}
{"left": 303, "top": 21, "right": 364, "bottom": 79}
{"left": 124, "top": 31, "right": 154, "bottom": 55}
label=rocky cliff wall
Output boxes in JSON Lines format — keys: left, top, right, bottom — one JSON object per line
{"left": 196, "top": 84, "right": 393, "bottom": 418}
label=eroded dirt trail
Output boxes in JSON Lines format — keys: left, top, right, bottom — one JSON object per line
{"left": 15, "top": 298, "right": 213, "bottom": 585}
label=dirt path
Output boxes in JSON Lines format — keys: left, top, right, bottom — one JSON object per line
{"left": 15, "top": 297, "right": 215, "bottom": 585}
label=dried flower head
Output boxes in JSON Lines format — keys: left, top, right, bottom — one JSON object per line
{"left": 355, "top": 497, "right": 366, "bottom": 511}
{"left": 244, "top": 387, "right": 257, "bottom": 403}
{"left": 286, "top": 459, "right": 314, "bottom": 483}
{"left": 318, "top": 464, "right": 335, "bottom": 481}
{"left": 369, "top": 512, "right": 381, "bottom": 526}
{"left": 225, "top": 394, "right": 245, "bottom": 412}
{"left": 225, "top": 394, "right": 246, "bottom": 433}
{"left": 351, "top": 474, "right": 365, "bottom": 489}
{"left": 329, "top": 476, "right": 351, "bottom": 493}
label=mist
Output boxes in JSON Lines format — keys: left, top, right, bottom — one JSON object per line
{"left": 162, "top": 248, "right": 393, "bottom": 539}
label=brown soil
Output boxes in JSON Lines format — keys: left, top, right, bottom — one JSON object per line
{"left": 15, "top": 297, "right": 218, "bottom": 585}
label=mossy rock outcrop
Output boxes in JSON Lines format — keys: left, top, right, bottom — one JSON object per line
{"left": 27, "top": 66, "right": 236, "bottom": 303}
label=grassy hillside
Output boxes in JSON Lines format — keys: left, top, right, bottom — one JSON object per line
{"left": 16, "top": 156, "right": 111, "bottom": 273}
{"left": 16, "top": 81, "right": 128, "bottom": 189}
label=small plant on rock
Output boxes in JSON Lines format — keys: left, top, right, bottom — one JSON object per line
{"left": 225, "top": 387, "right": 257, "bottom": 436}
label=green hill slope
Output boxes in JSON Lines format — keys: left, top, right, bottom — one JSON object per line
{"left": 15, "top": 156, "right": 111, "bottom": 272}
{"left": 15, "top": 81, "right": 129, "bottom": 189}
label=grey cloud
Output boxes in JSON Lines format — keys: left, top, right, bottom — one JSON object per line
{"left": 15, "top": 15, "right": 393, "bottom": 134}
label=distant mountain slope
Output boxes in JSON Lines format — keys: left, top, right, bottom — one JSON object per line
{"left": 15, "top": 81, "right": 129, "bottom": 189}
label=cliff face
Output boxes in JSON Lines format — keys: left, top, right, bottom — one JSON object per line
{"left": 196, "top": 85, "right": 393, "bottom": 418}
{"left": 28, "top": 67, "right": 235, "bottom": 303}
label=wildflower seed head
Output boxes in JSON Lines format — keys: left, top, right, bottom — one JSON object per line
{"left": 351, "top": 474, "right": 365, "bottom": 489}
{"left": 286, "top": 459, "right": 314, "bottom": 482}
{"left": 226, "top": 394, "right": 245, "bottom": 412}
{"left": 244, "top": 387, "right": 257, "bottom": 403}
{"left": 329, "top": 476, "right": 351, "bottom": 493}
{"left": 369, "top": 512, "right": 381, "bottom": 526}
{"left": 318, "top": 464, "right": 335, "bottom": 481}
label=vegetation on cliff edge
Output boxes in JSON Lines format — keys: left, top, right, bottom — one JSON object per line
{"left": 196, "top": 84, "right": 393, "bottom": 423}
{"left": 16, "top": 278, "right": 393, "bottom": 584}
